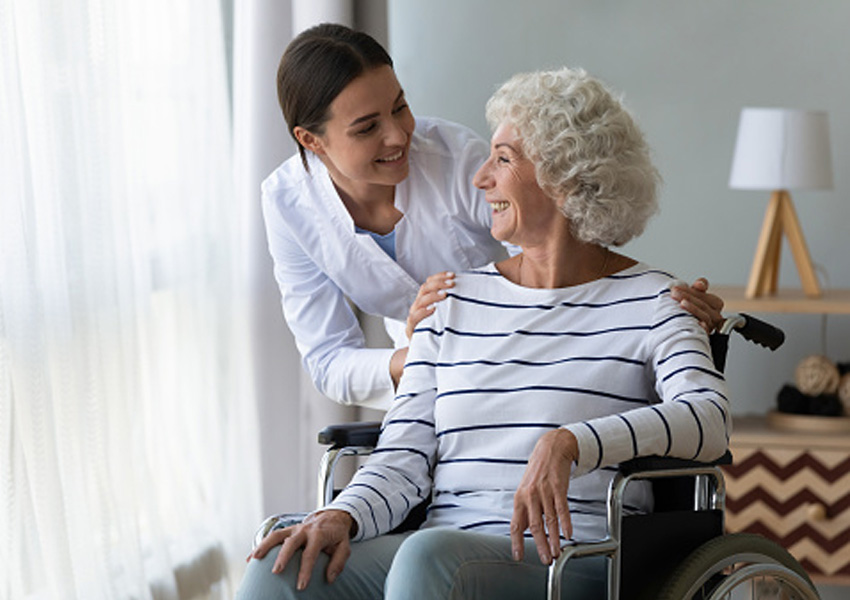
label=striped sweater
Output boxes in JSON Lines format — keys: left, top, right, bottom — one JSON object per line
{"left": 327, "top": 262, "right": 730, "bottom": 542}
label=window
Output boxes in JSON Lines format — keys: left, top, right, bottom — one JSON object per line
{"left": 0, "top": 2, "right": 261, "bottom": 598}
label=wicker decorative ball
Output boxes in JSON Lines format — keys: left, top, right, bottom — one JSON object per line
{"left": 838, "top": 373, "right": 850, "bottom": 415}
{"left": 795, "top": 355, "right": 840, "bottom": 397}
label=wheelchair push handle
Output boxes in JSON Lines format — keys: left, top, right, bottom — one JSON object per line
{"left": 711, "top": 313, "right": 784, "bottom": 373}
{"left": 721, "top": 312, "right": 785, "bottom": 351}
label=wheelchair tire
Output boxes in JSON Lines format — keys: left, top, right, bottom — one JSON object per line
{"left": 657, "top": 533, "right": 819, "bottom": 600}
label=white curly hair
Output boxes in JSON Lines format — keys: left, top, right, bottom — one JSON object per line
{"left": 484, "top": 67, "right": 661, "bottom": 246}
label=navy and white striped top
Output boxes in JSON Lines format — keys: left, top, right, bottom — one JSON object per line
{"left": 327, "top": 262, "right": 730, "bottom": 542}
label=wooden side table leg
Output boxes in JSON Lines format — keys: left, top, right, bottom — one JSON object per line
{"left": 779, "top": 191, "right": 822, "bottom": 298}
{"left": 746, "top": 191, "right": 784, "bottom": 299}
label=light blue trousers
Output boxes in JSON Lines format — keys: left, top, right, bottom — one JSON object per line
{"left": 235, "top": 528, "right": 606, "bottom": 600}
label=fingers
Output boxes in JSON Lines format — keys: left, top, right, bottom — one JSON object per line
{"left": 510, "top": 505, "right": 528, "bottom": 562}
{"left": 272, "top": 528, "right": 334, "bottom": 591}
{"left": 691, "top": 277, "right": 709, "bottom": 292}
{"left": 250, "top": 511, "right": 353, "bottom": 591}
{"left": 536, "top": 488, "right": 563, "bottom": 562}
{"left": 544, "top": 509, "right": 560, "bottom": 563}
{"left": 553, "top": 493, "right": 572, "bottom": 554}
{"left": 691, "top": 278, "right": 725, "bottom": 314}
{"left": 250, "top": 527, "right": 292, "bottom": 560}
{"left": 526, "top": 493, "right": 551, "bottom": 565}
{"left": 325, "top": 539, "right": 351, "bottom": 584}
{"left": 672, "top": 279, "right": 726, "bottom": 334}
{"left": 271, "top": 529, "right": 303, "bottom": 574}
{"left": 295, "top": 534, "right": 323, "bottom": 590}
{"left": 676, "top": 296, "right": 712, "bottom": 333}
{"left": 294, "top": 530, "right": 351, "bottom": 590}
{"left": 272, "top": 509, "right": 353, "bottom": 591}
{"left": 408, "top": 272, "right": 454, "bottom": 327}
{"left": 511, "top": 430, "right": 577, "bottom": 565}
{"left": 708, "top": 293, "right": 724, "bottom": 312}
{"left": 513, "top": 488, "right": 565, "bottom": 565}
{"left": 425, "top": 270, "right": 455, "bottom": 290}
{"left": 406, "top": 272, "right": 455, "bottom": 338}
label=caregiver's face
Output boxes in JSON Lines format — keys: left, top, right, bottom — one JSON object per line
{"left": 305, "top": 65, "right": 416, "bottom": 193}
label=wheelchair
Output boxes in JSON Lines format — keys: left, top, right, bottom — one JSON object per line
{"left": 256, "top": 313, "right": 821, "bottom": 599}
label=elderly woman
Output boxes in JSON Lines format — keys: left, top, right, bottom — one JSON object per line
{"left": 238, "top": 67, "right": 729, "bottom": 600}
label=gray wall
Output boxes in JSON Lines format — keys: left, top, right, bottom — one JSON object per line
{"left": 388, "top": 0, "right": 850, "bottom": 418}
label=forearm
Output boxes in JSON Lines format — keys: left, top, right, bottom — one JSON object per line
{"left": 566, "top": 306, "right": 729, "bottom": 476}
{"left": 328, "top": 339, "right": 439, "bottom": 540}
{"left": 565, "top": 395, "right": 729, "bottom": 477}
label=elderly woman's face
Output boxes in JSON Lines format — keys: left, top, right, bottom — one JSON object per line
{"left": 473, "top": 124, "right": 562, "bottom": 247}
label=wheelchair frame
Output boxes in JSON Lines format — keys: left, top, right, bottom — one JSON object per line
{"left": 258, "top": 314, "right": 821, "bottom": 599}
{"left": 547, "top": 459, "right": 728, "bottom": 599}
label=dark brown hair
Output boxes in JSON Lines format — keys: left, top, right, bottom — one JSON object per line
{"left": 277, "top": 23, "right": 394, "bottom": 170}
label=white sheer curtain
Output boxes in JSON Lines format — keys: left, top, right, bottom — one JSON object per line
{"left": 0, "top": 1, "right": 262, "bottom": 599}
{"left": 232, "top": 0, "right": 364, "bottom": 518}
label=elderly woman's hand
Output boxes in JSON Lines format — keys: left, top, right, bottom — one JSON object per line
{"left": 511, "top": 428, "right": 579, "bottom": 565}
{"left": 671, "top": 278, "right": 725, "bottom": 334}
{"left": 249, "top": 509, "right": 354, "bottom": 591}
{"left": 406, "top": 271, "right": 455, "bottom": 339}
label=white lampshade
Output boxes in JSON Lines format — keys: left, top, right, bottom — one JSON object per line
{"left": 729, "top": 108, "right": 833, "bottom": 191}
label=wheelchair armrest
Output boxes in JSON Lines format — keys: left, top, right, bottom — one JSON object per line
{"left": 318, "top": 421, "right": 382, "bottom": 448}
{"left": 618, "top": 450, "right": 732, "bottom": 476}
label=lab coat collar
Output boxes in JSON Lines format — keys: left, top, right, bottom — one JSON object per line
{"left": 307, "top": 152, "right": 420, "bottom": 319}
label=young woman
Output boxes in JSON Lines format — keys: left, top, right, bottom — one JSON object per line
{"left": 264, "top": 23, "right": 723, "bottom": 409}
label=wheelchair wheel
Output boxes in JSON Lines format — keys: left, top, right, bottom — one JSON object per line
{"left": 657, "top": 533, "right": 819, "bottom": 600}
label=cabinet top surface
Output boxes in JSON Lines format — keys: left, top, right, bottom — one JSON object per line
{"left": 732, "top": 415, "right": 850, "bottom": 448}
{"left": 714, "top": 286, "right": 850, "bottom": 314}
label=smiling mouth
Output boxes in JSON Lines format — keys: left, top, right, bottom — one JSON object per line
{"left": 376, "top": 150, "right": 404, "bottom": 163}
{"left": 491, "top": 201, "right": 510, "bottom": 213}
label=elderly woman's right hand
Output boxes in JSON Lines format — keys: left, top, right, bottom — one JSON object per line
{"left": 511, "top": 428, "right": 579, "bottom": 566}
{"left": 406, "top": 271, "right": 455, "bottom": 339}
{"left": 249, "top": 509, "right": 354, "bottom": 591}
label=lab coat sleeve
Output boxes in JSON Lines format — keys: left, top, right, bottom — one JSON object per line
{"left": 262, "top": 196, "right": 395, "bottom": 409}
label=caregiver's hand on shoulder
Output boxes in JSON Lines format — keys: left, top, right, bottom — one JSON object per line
{"left": 671, "top": 277, "right": 725, "bottom": 334}
{"left": 390, "top": 347, "right": 408, "bottom": 389}
{"left": 511, "top": 428, "right": 579, "bottom": 566}
{"left": 249, "top": 509, "right": 354, "bottom": 591}
{"left": 406, "top": 271, "right": 455, "bottom": 339}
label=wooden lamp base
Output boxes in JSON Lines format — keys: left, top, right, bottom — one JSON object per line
{"left": 745, "top": 190, "right": 821, "bottom": 299}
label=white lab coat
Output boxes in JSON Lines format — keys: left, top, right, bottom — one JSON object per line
{"left": 262, "top": 117, "right": 509, "bottom": 409}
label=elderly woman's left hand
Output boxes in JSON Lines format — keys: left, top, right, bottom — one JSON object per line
{"left": 511, "top": 428, "right": 579, "bottom": 565}
{"left": 671, "top": 278, "right": 725, "bottom": 334}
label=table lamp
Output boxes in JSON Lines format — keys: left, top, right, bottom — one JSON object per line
{"left": 729, "top": 108, "right": 833, "bottom": 299}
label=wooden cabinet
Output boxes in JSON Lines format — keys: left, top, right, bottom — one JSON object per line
{"left": 723, "top": 416, "right": 850, "bottom": 585}
{"left": 713, "top": 288, "right": 850, "bottom": 585}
